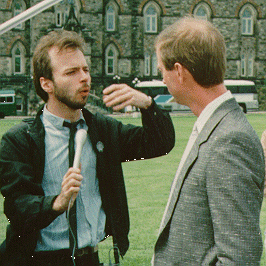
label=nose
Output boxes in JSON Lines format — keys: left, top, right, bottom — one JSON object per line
{"left": 80, "top": 69, "right": 90, "bottom": 83}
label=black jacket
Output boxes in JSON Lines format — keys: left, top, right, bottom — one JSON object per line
{"left": 0, "top": 102, "right": 175, "bottom": 265}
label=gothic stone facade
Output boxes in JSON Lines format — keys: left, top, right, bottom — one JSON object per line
{"left": 0, "top": 0, "right": 266, "bottom": 115}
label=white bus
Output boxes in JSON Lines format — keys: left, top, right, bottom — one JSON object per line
{"left": 224, "top": 80, "right": 258, "bottom": 113}
{"left": 135, "top": 79, "right": 259, "bottom": 113}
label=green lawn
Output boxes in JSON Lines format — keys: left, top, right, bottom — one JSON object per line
{"left": 0, "top": 112, "right": 266, "bottom": 265}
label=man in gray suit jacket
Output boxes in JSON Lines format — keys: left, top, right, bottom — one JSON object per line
{"left": 153, "top": 16, "right": 265, "bottom": 265}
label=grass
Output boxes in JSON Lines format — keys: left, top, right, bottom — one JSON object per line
{"left": 0, "top": 112, "right": 266, "bottom": 265}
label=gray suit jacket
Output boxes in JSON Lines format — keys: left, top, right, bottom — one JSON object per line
{"left": 154, "top": 98, "right": 265, "bottom": 265}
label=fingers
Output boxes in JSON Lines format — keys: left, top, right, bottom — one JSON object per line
{"left": 103, "top": 85, "right": 134, "bottom": 111}
{"left": 61, "top": 168, "right": 83, "bottom": 194}
{"left": 103, "top": 84, "right": 152, "bottom": 110}
{"left": 52, "top": 168, "right": 83, "bottom": 212}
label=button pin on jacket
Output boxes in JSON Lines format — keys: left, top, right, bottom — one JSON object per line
{"left": 96, "top": 141, "right": 104, "bottom": 152}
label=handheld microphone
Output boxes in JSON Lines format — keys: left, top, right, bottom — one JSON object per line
{"left": 73, "top": 129, "right": 87, "bottom": 168}
{"left": 68, "top": 129, "right": 87, "bottom": 265}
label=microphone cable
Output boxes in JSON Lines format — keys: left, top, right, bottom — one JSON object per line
{"left": 67, "top": 196, "right": 77, "bottom": 266}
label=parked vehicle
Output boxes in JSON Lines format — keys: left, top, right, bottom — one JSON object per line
{"left": 224, "top": 80, "right": 258, "bottom": 113}
{"left": 135, "top": 79, "right": 259, "bottom": 113}
{"left": 0, "top": 90, "right": 16, "bottom": 118}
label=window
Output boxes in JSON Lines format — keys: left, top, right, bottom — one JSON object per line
{"left": 105, "top": 45, "right": 118, "bottom": 75}
{"left": 106, "top": 6, "right": 115, "bottom": 31}
{"left": 240, "top": 6, "right": 256, "bottom": 35}
{"left": 13, "top": 1, "right": 24, "bottom": 29}
{"left": 56, "top": 11, "right": 66, "bottom": 27}
{"left": 152, "top": 53, "right": 158, "bottom": 76}
{"left": 195, "top": 7, "right": 207, "bottom": 20}
{"left": 16, "top": 96, "right": 23, "bottom": 111}
{"left": 0, "top": 96, "right": 14, "bottom": 104}
{"left": 14, "top": 48, "right": 21, "bottom": 73}
{"left": 12, "top": 43, "right": 25, "bottom": 75}
{"left": 194, "top": 3, "right": 211, "bottom": 21}
{"left": 106, "top": 2, "right": 118, "bottom": 32}
{"left": 241, "top": 53, "right": 254, "bottom": 77}
{"left": 241, "top": 55, "right": 246, "bottom": 77}
{"left": 144, "top": 2, "right": 160, "bottom": 33}
{"left": 247, "top": 54, "right": 254, "bottom": 77}
{"left": 144, "top": 52, "right": 158, "bottom": 77}
{"left": 144, "top": 53, "right": 151, "bottom": 76}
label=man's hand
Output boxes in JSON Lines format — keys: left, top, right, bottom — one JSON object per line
{"left": 52, "top": 168, "right": 83, "bottom": 212}
{"left": 103, "top": 84, "right": 152, "bottom": 111}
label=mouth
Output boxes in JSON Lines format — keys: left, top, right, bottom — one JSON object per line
{"left": 79, "top": 86, "right": 90, "bottom": 96}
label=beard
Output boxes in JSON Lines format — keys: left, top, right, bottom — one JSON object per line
{"left": 53, "top": 84, "right": 89, "bottom": 110}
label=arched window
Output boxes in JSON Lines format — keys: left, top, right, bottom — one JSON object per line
{"left": 194, "top": 3, "right": 211, "bottom": 21}
{"left": 240, "top": 6, "right": 256, "bottom": 35}
{"left": 12, "top": 43, "right": 25, "bottom": 75}
{"left": 106, "top": 2, "right": 118, "bottom": 32}
{"left": 144, "top": 2, "right": 160, "bottom": 33}
{"left": 105, "top": 45, "right": 118, "bottom": 75}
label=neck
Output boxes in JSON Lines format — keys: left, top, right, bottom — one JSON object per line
{"left": 46, "top": 100, "right": 81, "bottom": 122}
{"left": 188, "top": 83, "right": 228, "bottom": 117}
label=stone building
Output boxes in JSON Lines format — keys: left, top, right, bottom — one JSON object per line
{"left": 0, "top": 0, "right": 266, "bottom": 115}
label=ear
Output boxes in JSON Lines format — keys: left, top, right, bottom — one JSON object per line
{"left": 173, "top": 62, "right": 184, "bottom": 82}
{"left": 40, "top": 77, "right": 53, "bottom": 94}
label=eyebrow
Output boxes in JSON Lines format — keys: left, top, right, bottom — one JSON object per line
{"left": 64, "top": 66, "right": 89, "bottom": 72}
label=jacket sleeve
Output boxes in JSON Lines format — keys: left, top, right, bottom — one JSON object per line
{"left": 0, "top": 123, "right": 61, "bottom": 235}
{"left": 205, "top": 130, "right": 264, "bottom": 265}
{"left": 100, "top": 101, "right": 175, "bottom": 162}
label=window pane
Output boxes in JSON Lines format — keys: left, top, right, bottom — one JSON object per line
{"left": 152, "top": 53, "right": 158, "bottom": 76}
{"left": 243, "top": 9, "right": 252, "bottom": 18}
{"left": 247, "top": 55, "right": 253, "bottom": 76}
{"left": 15, "top": 57, "right": 21, "bottom": 73}
{"left": 0, "top": 97, "right": 5, "bottom": 103}
{"left": 107, "top": 58, "right": 114, "bottom": 74}
{"left": 7, "top": 97, "right": 14, "bottom": 103}
{"left": 107, "top": 6, "right": 115, "bottom": 31}
{"left": 144, "top": 54, "right": 150, "bottom": 76}
{"left": 242, "top": 8, "right": 253, "bottom": 35}
{"left": 145, "top": 6, "right": 157, "bottom": 32}
{"left": 15, "top": 48, "right": 20, "bottom": 55}
{"left": 241, "top": 55, "right": 246, "bottom": 76}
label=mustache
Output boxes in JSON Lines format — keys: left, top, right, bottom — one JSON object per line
{"left": 79, "top": 84, "right": 90, "bottom": 91}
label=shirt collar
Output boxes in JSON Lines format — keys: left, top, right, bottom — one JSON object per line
{"left": 195, "top": 90, "right": 233, "bottom": 134}
{"left": 43, "top": 105, "right": 85, "bottom": 129}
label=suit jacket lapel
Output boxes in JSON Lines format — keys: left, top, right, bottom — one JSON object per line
{"left": 160, "top": 98, "right": 239, "bottom": 232}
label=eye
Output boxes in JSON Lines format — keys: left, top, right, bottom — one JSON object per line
{"left": 65, "top": 70, "right": 76, "bottom": 75}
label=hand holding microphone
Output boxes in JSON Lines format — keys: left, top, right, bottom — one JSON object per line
{"left": 53, "top": 129, "right": 87, "bottom": 212}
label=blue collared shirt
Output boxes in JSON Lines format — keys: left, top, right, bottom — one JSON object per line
{"left": 35, "top": 106, "right": 106, "bottom": 251}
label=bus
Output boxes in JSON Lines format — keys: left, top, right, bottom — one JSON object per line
{"left": 0, "top": 90, "right": 16, "bottom": 118}
{"left": 224, "top": 80, "right": 258, "bottom": 113}
{"left": 135, "top": 79, "right": 259, "bottom": 113}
